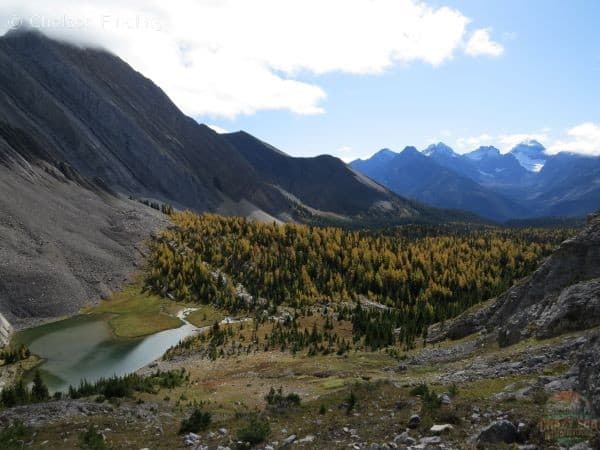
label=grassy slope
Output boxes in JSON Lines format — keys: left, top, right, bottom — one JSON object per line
{"left": 185, "top": 305, "right": 226, "bottom": 328}
{"left": 84, "top": 283, "right": 184, "bottom": 338}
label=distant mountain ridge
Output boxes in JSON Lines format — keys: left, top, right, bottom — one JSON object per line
{"left": 351, "top": 140, "right": 600, "bottom": 221}
{"left": 223, "top": 131, "right": 418, "bottom": 220}
{"left": 509, "top": 140, "right": 548, "bottom": 172}
{"left": 351, "top": 146, "right": 528, "bottom": 221}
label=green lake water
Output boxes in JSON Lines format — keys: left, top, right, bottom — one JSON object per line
{"left": 14, "top": 314, "right": 196, "bottom": 393}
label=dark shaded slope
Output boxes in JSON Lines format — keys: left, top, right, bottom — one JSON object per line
{"left": 532, "top": 153, "right": 600, "bottom": 217}
{"left": 224, "top": 131, "right": 419, "bottom": 218}
{"left": 0, "top": 29, "right": 287, "bottom": 216}
{"left": 350, "top": 148, "right": 397, "bottom": 180}
{"left": 0, "top": 29, "right": 448, "bottom": 224}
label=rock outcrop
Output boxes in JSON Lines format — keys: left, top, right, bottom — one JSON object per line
{"left": 0, "top": 313, "right": 12, "bottom": 347}
{"left": 577, "top": 333, "right": 600, "bottom": 414}
{"left": 428, "top": 212, "right": 600, "bottom": 346}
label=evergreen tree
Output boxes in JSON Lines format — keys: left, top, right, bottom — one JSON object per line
{"left": 31, "top": 371, "right": 49, "bottom": 402}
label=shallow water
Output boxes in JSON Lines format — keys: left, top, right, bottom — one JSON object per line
{"left": 14, "top": 314, "right": 196, "bottom": 392}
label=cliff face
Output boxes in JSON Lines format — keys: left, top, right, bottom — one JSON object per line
{"left": 428, "top": 212, "right": 600, "bottom": 346}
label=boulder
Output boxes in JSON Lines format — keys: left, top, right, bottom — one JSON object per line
{"left": 477, "top": 420, "right": 518, "bottom": 444}
{"left": 298, "top": 435, "right": 315, "bottom": 444}
{"left": 430, "top": 424, "right": 453, "bottom": 434}
{"left": 419, "top": 436, "right": 442, "bottom": 445}
{"left": 393, "top": 432, "right": 416, "bottom": 445}
{"left": 282, "top": 434, "right": 297, "bottom": 446}
{"left": 408, "top": 414, "right": 421, "bottom": 428}
{"left": 438, "top": 393, "right": 452, "bottom": 406}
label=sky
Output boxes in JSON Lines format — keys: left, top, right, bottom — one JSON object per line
{"left": 1, "top": 0, "right": 599, "bottom": 161}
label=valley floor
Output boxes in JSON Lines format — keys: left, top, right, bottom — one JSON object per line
{"left": 1, "top": 319, "right": 597, "bottom": 449}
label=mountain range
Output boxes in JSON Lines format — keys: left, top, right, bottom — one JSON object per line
{"left": 351, "top": 140, "right": 600, "bottom": 221}
{"left": 0, "top": 28, "right": 471, "bottom": 228}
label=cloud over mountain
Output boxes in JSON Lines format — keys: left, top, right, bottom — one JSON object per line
{"left": 1, "top": 0, "right": 502, "bottom": 118}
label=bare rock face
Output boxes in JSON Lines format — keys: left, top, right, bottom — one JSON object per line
{"left": 534, "top": 278, "right": 600, "bottom": 339}
{"left": 577, "top": 333, "right": 600, "bottom": 414}
{"left": 0, "top": 314, "right": 12, "bottom": 347}
{"left": 428, "top": 212, "right": 600, "bottom": 346}
{"left": 476, "top": 420, "right": 518, "bottom": 444}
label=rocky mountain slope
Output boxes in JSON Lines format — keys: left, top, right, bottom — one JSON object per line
{"left": 0, "top": 135, "right": 169, "bottom": 330}
{"left": 224, "top": 131, "right": 418, "bottom": 219}
{"left": 0, "top": 29, "right": 285, "bottom": 219}
{"left": 0, "top": 28, "right": 428, "bottom": 225}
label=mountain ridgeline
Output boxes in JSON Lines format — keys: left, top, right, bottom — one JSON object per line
{"left": 0, "top": 28, "right": 443, "bottom": 226}
{"left": 351, "top": 141, "right": 600, "bottom": 221}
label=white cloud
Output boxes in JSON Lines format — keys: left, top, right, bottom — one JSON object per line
{"left": 455, "top": 133, "right": 494, "bottom": 151}
{"left": 206, "top": 124, "right": 228, "bottom": 134}
{"left": 454, "top": 123, "right": 600, "bottom": 156}
{"left": 335, "top": 146, "right": 365, "bottom": 163}
{"left": 547, "top": 122, "right": 600, "bottom": 156}
{"left": 0, "top": 0, "right": 500, "bottom": 118}
{"left": 454, "top": 131, "right": 549, "bottom": 153}
{"left": 496, "top": 132, "right": 549, "bottom": 152}
{"left": 465, "top": 28, "right": 504, "bottom": 57}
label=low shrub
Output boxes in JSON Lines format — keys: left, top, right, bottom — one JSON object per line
{"left": 237, "top": 416, "right": 270, "bottom": 447}
{"left": 179, "top": 408, "right": 212, "bottom": 434}
{"left": 79, "top": 426, "right": 110, "bottom": 450}
{"left": 0, "top": 421, "right": 29, "bottom": 450}
{"left": 265, "top": 387, "right": 301, "bottom": 409}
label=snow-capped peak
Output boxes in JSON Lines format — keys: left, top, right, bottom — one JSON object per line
{"left": 423, "top": 142, "right": 457, "bottom": 158}
{"left": 510, "top": 140, "right": 547, "bottom": 172}
{"left": 465, "top": 146, "right": 501, "bottom": 161}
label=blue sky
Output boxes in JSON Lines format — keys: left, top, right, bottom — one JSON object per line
{"left": 3, "top": 0, "right": 599, "bottom": 160}
{"left": 200, "top": 0, "right": 600, "bottom": 160}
